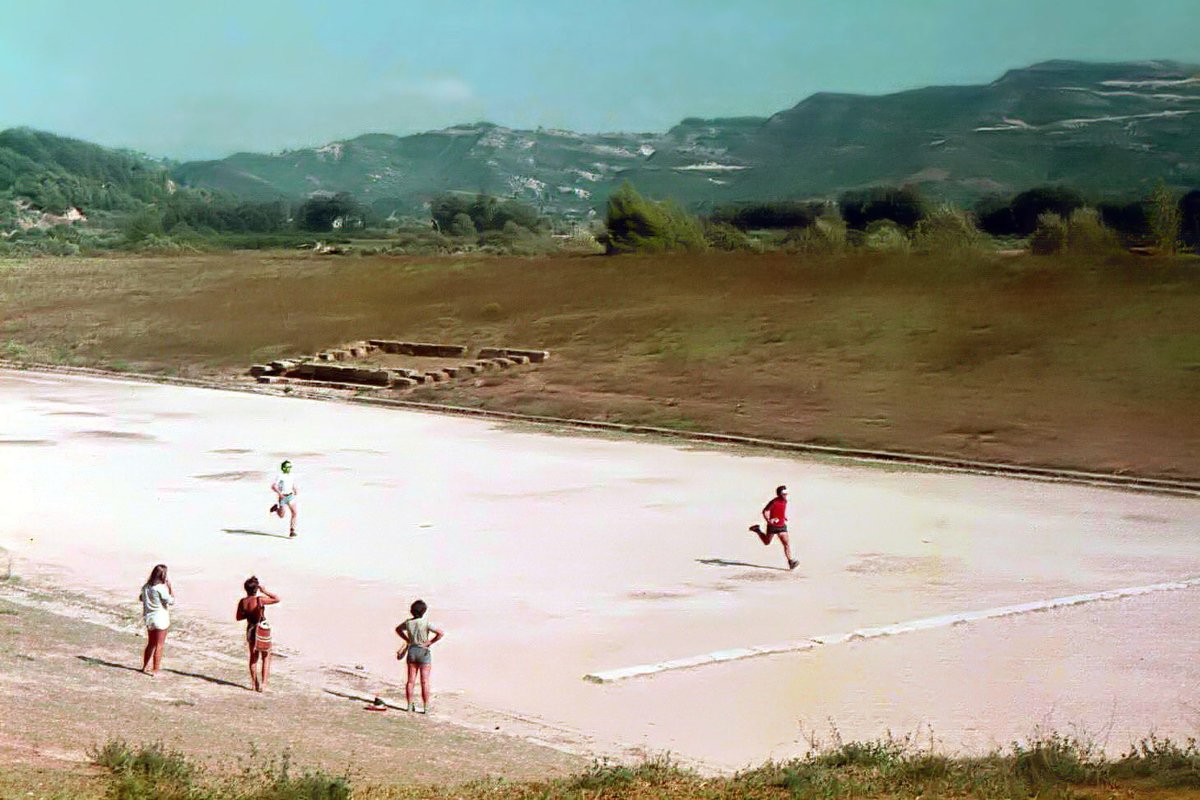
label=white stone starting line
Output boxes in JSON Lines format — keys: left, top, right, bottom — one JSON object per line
{"left": 583, "top": 577, "right": 1200, "bottom": 684}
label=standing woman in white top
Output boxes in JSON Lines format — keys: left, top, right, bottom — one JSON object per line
{"left": 139, "top": 564, "right": 175, "bottom": 675}
{"left": 269, "top": 460, "right": 298, "bottom": 538}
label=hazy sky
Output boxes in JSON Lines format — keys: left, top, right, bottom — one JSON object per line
{"left": 2, "top": 0, "right": 1197, "bottom": 160}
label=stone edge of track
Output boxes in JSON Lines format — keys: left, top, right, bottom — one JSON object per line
{"left": 2, "top": 359, "right": 1197, "bottom": 498}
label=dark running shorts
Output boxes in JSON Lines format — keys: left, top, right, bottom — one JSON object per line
{"left": 406, "top": 645, "right": 432, "bottom": 665}
{"left": 766, "top": 524, "right": 788, "bottom": 535}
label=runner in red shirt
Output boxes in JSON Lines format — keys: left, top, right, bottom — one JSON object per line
{"left": 749, "top": 485, "right": 798, "bottom": 570}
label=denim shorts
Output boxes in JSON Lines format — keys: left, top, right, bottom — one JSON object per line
{"left": 406, "top": 645, "right": 431, "bottom": 665}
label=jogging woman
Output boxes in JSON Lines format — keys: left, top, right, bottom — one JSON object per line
{"left": 139, "top": 564, "right": 175, "bottom": 675}
{"left": 236, "top": 576, "right": 280, "bottom": 692}
{"left": 396, "top": 599, "right": 444, "bottom": 713}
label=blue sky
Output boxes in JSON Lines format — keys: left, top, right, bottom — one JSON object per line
{"left": 1, "top": 0, "right": 1197, "bottom": 159}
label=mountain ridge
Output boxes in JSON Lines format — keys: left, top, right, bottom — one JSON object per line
{"left": 4, "top": 60, "right": 1199, "bottom": 218}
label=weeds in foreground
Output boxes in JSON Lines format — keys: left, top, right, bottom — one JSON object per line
{"left": 87, "top": 732, "right": 1200, "bottom": 800}
{"left": 88, "top": 740, "right": 349, "bottom": 800}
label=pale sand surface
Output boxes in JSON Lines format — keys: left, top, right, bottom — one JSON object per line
{"left": 1, "top": 369, "right": 1197, "bottom": 769}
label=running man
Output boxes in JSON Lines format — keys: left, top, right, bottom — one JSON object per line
{"left": 269, "top": 460, "right": 298, "bottom": 537}
{"left": 749, "top": 485, "right": 799, "bottom": 570}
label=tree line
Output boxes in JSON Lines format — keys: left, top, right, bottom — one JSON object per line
{"left": 603, "top": 182, "right": 1200, "bottom": 255}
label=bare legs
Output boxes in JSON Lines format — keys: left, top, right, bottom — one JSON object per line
{"left": 247, "top": 644, "right": 272, "bottom": 692}
{"left": 752, "top": 527, "right": 798, "bottom": 569}
{"left": 142, "top": 628, "right": 167, "bottom": 674}
{"left": 777, "top": 532, "right": 796, "bottom": 566}
{"left": 277, "top": 501, "right": 297, "bottom": 536}
{"left": 405, "top": 661, "right": 432, "bottom": 712}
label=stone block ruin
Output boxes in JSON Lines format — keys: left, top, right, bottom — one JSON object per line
{"left": 247, "top": 340, "right": 549, "bottom": 392}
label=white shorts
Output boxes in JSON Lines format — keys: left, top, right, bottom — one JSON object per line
{"left": 145, "top": 611, "right": 171, "bottom": 631}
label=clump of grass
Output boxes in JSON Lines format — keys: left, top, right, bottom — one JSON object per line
{"left": 89, "top": 740, "right": 349, "bottom": 800}
{"left": 1010, "top": 731, "right": 1105, "bottom": 788}
{"left": 78, "top": 733, "right": 1200, "bottom": 800}
{"left": 89, "top": 740, "right": 195, "bottom": 799}
{"left": 567, "top": 755, "right": 687, "bottom": 792}
{"left": 1112, "top": 735, "right": 1200, "bottom": 787}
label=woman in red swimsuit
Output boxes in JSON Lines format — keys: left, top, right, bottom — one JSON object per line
{"left": 235, "top": 576, "right": 280, "bottom": 692}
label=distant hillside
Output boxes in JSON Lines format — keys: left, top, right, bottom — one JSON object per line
{"left": 5, "top": 60, "right": 1199, "bottom": 221}
{"left": 172, "top": 60, "right": 1200, "bottom": 216}
{"left": 0, "top": 128, "right": 172, "bottom": 213}
{"left": 172, "top": 126, "right": 662, "bottom": 218}
{"left": 627, "top": 60, "right": 1200, "bottom": 209}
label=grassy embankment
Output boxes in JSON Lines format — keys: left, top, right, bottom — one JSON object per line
{"left": 10, "top": 735, "right": 1200, "bottom": 800}
{"left": 0, "top": 250, "right": 1197, "bottom": 477}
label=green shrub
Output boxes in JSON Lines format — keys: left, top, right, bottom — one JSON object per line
{"left": 784, "top": 209, "right": 846, "bottom": 254}
{"left": 1030, "top": 212, "right": 1068, "bottom": 255}
{"left": 703, "top": 220, "right": 758, "bottom": 251}
{"left": 863, "top": 219, "right": 911, "bottom": 253}
{"left": 912, "top": 205, "right": 984, "bottom": 253}
{"left": 1065, "top": 207, "right": 1121, "bottom": 255}
{"left": 1150, "top": 181, "right": 1182, "bottom": 254}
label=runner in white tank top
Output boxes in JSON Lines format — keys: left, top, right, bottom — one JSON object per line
{"left": 269, "top": 460, "right": 299, "bottom": 537}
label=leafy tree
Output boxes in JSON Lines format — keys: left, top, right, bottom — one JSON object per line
{"left": 298, "top": 192, "right": 358, "bottom": 231}
{"left": 1097, "top": 200, "right": 1151, "bottom": 245}
{"left": 122, "top": 207, "right": 165, "bottom": 243}
{"left": 979, "top": 187, "right": 1084, "bottom": 237}
{"left": 1180, "top": 189, "right": 1200, "bottom": 249}
{"left": 448, "top": 212, "right": 477, "bottom": 238}
{"left": 839, "top": 186, "right": 925, "bottom": 231}
{"left": 603, "top": 182, "right": 705, "bottom": 254}
{"left": 430, "top": 193, "right": 541, "bottom": 234}
{"left": 709, "top": 202, "right": 819, "bottom": 231}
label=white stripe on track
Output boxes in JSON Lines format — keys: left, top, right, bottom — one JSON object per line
{"left": 583, "top": 577, "right": 1200, "bottom": 684}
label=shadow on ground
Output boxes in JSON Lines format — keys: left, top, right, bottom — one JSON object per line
{"left": 696, "top": 558, "right": 789, "bottom": 572}
{"left": 222, "top": 528, "right": 290, "bottom": 539}
{"left": 77, "top": 656, "right": 245, "bottom": 689}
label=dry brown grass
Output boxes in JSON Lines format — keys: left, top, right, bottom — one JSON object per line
{"left": 1, "top": 250, "right": 1197, "bottom": 477}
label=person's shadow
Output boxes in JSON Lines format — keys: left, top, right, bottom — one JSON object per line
{"left": 696, "top": 558, "right": 790, "bottom": 572}
{"left": 222, "top": 528, "right": 290, "bottom": 539}
{"left": 77, "top": 656, "right": 245, "bottom": 689}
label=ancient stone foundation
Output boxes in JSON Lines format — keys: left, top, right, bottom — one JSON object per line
{"left": 248, "top": 340, "right": 549, "bottom": 391}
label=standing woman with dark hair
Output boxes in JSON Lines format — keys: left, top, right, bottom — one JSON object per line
{"left": 139, "top": 564, "right": 174, "bottom": 675}
{"left": 236, "top": 576, "right": 280, "bottom": 692}
{"left": 396, "top": 599, "right": 444, "bottom": 713}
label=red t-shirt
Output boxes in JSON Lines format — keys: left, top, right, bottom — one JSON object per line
{"left": 765, "top": 497, "right": 787, "bottom": 526}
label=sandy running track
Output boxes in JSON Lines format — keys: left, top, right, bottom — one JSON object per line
{"left": 1, "top": 369, "right": 1198, "bottom": 770}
